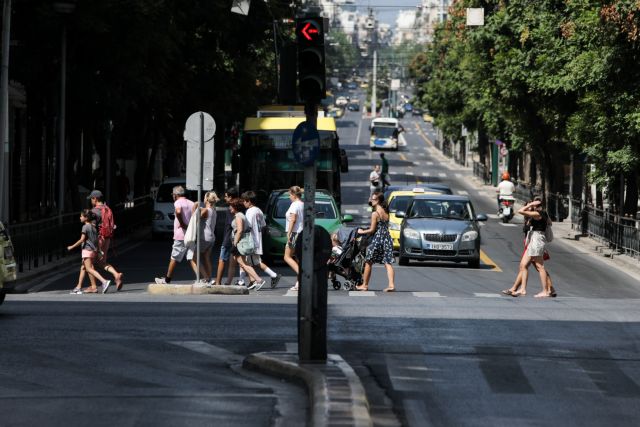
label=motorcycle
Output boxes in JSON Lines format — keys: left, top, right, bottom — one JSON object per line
{"left": 498, "top": 195, "right": 516, "bottom": 223}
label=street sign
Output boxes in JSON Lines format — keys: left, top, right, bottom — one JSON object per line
{"left": 185, "top": 112, "right": 215, "bottom": 191}
{"left": 390, "top": 79, "right": 400, "bottom": 91}
{"left": 184, "top": 112, "right": 216, "bottom": 144}
{"left": 292, "top": 121, "right": 320, "bottom": 166}
{"left": 186, "top": 139, "right": 214, "bottom": 191}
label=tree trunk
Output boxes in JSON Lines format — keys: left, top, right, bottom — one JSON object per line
{"left": 624, "top": 169, "right": 638, "bottom": 217}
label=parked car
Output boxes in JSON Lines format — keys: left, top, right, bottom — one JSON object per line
{"left": 397, "top": 195, "right": 487, "bottom": 268}
{"left": 387, "top": 188, "right": 444, "bottom": 251}
{"left": 262, "top": 190, "right": 353, "bottom": 259}
{"left": 0, "top": 221, "right": 17, "bottom": 306}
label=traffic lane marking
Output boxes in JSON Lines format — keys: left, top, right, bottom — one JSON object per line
{"left": 399, "top": 153, "right": 408, "bottom": 161}
{"left": 480, "top": 250, "right": 502, "bottom": 272}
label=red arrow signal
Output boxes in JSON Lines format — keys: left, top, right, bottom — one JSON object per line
{"left": 300, "top": 22, "right": 320, "bottom": 41}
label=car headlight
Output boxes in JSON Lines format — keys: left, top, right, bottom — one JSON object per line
{"left": 403, "top": 228, "right": 420, "bottom": 239}
{"left": 389, "top": 222, "right": 400, "bottom": 231}
{"left": 153, "top": 211, "right": 164, "bottom": 220}
{"left": 267, "top": 227, "right": 285, "bottom": 238}
{"left": 462, "top": 230, "right": 478, "bottom": 241}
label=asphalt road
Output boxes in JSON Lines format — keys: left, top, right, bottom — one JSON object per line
{"left": 3, "top": 90, "right": 640, "bottom": 426}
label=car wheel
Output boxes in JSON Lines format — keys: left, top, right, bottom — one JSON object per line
{"left": 468, "top": 257, "right": 480, "bottom": 268}
{"left": 399, "top": 256, "right": 410, "bottom": 266}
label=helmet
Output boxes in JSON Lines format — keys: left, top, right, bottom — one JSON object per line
{"left": 501, "top": 172, "right": 510, "bottom": 181}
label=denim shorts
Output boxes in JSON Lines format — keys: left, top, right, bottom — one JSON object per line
{"left": 219, "top": 245, "right": 231, "bottom": 262}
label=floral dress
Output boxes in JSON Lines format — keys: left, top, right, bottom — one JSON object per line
{"left": 365, "top": 214, "right": 394, "bottom": 264}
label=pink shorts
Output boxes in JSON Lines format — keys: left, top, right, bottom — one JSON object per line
{"left": 82, "top": 250, "right": 96, "bottom": 259}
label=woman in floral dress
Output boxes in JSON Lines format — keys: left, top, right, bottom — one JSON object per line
{"left": 356, "top": 191, "right": 396, "bottom": 292}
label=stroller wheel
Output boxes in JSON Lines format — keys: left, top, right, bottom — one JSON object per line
{"left": 343, "top": 281, "right": 352, "bottom": 291}
{"left": 332, "top": 280, "right": 341, "bottom": 290}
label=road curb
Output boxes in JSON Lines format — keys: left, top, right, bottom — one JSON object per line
{"left": 243, "top": 352, "right": 372, "bottom": 427}
{"left": 147, "top": 283, "right": 249, "bottom": 295}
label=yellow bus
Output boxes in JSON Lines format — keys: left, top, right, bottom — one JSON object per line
{"left": 239, "top": 106, "right": 348, "bottom": 207}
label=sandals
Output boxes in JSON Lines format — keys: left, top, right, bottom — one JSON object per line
{"left": 501, "top": 289, "right": 516, "bottom": 296}
{"left": 83, "top": 287, "right": 98, "bottom": 294}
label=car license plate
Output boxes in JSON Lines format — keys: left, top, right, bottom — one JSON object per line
{"left": 425, "top": 243, "right": 453, "bottom": 250}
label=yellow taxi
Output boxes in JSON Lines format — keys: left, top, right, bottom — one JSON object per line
{"left": 422, "top": 112, "right": 434, "bottom": 123}
{"left": 387, "top": 188, "right": 442, "bottom": 250}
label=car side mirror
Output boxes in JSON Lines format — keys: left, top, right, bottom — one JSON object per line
{"left": 396, "top": 211, "right": 405, "bottom": 218}
{"left": 341, "top": 214, "right": 353, "bottom": 223}
{"left": 476, "top": 214, "right": 488, "bottom": 221}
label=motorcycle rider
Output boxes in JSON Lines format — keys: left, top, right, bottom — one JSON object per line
{"left": 496, "top": 171, "right": 515, "bottom": 214}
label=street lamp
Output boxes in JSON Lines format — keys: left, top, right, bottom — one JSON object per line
{"left": 53, "top": 1, "right": 76, "bottom": 215}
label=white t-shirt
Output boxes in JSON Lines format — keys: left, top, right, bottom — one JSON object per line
{"left": 245, "top": 206, "right": 266, "bottom": 255}
{"left": 369, "top": 170, "right": 381, "bottom": 188}
{"left": 497, "top": 180, "right": 515, "bottom": 196}
{"left": 286, "top": 200, "right": 304, "bottom": 233}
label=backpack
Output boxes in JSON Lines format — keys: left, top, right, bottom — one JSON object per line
{"left": 96, "top": 204, "right": 115, "bottom": 238}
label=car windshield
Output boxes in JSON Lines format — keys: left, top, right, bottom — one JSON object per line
{"left": 155, "top": 183, "right": 198, "bottom": 203}
{"left": 408, "top": 200, "right": 473, "bottom": 220}
{"left": 389, "top": 195, "right": 413, "bottom": 213}
{"left": 372, "top": 126, "right": 397, "bottom": 139}
{"left": 274, "top": 199, "right": 337, "bottom": 219}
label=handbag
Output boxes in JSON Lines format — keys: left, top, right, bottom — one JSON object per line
{"left": 184, "top": 212, "right": 198, "bottom": 249}
{"left": 237, "top": 229, "right": 255, "bottom": 255}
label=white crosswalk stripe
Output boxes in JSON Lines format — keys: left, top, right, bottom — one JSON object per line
{"left": 474, "top": 293, "right": 503, "bottom": 298}
{"left": 499, "top": 223, "right": 518, "bottom": 227}
{"left": 455, "top": 173, "right": 463, "bottom": 178}
{"left": 458, "top": 190, "right": 469, "bottom": 195}
{"left": 348, "top": 291, "right": 376, "bottom": 297}
{"left": 412, "top": 292, "right": 444, "bottom": 298}
{"left": 438, "top": 173, "right": 446, "bottom": 178}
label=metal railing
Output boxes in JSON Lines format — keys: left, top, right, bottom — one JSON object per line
{"left": 9, "top": 196, "right": 153, "bottom": 273}
{"left": 472, "top": 161, "right": 491, "bottom": 184}
{"left": 571, "top": 201, "right": 640, "bottom": 259}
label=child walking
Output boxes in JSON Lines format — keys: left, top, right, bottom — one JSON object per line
{"left": 68, "top": 209, "right": 112, "bottom": 294}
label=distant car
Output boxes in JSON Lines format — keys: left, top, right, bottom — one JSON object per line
{"left": 347, "top": 82, "right": 358, "bottom": 90}
{"left": 347, "top": 102, "right": 360, "bottom": 111}
{"left": 360, "top": 82, "right": 369, "bottom": 89}
{"left": 262, "top": 190, "right": 353, "bottom": 259}
{"left": 386, "top": 188, "right": 444, "bottom": 251}
{"left": 412, "top": 108, "right": 423, "bottom": 116}
{"left": 327, "top": 106, "right": 344, "bottom": 118}
{"left": 422, "top": 112, "right": 434, "bottom": 123}
{"left": 397, "top": 195, "right": 487, "bottom": 268}
{"left": 403, "top": 103, "right": 413, "bottom": 113}
{"left": 335, "top": 96, "right": 348, "bottom": 107}
{"left": 0, "top": 221, "right": 17, "bottom": 306}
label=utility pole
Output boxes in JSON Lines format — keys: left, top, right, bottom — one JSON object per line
{"left": 371, "top": 50, "right": 377, "bottom": 118}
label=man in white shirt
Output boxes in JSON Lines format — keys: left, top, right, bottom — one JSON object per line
{"left": 240, "top": 191, "right": 281, "bottom": 290}
{"left": 496, "top": 171, "right": 516, "bottom": 210}
{"left": 369, "top": 165, "right": 381, "bottom": 197}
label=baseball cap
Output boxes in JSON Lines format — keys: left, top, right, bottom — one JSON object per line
{"left": 87, "top": 189, "right": 103, "bottom": 200}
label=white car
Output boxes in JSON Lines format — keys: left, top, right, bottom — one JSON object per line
{"left": 335, "top": 96, "right": 348, "bottom": 107}
{"left": 152, "top": 177, "right": 197, "bottom": 239}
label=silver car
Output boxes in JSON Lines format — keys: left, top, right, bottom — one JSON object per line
{"left": 397, "top": 195, "right": 487, "bottom": 268}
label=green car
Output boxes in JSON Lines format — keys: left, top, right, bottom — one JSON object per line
{"left": 262, "top": 190, "right": 353, "bottom": 259}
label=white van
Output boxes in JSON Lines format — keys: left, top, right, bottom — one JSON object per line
{"left": 369, "top": 118, "right": 403, "bottom": 150}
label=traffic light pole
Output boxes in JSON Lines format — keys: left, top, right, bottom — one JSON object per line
{"left": 299, "top": 100, "right": 321, "bottom": 362}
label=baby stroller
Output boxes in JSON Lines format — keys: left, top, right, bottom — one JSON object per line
{"left": 328, "top": 227, "right": 366, "bottom": 291}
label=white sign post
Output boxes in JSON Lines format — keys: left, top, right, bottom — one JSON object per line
{"left": 184, "top": 112, "right": 216, "bottom": 284}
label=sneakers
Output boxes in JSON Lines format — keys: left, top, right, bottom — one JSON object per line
{"left": 246, "top": 281, "right": 257, "bottom": 290}
{"left": 253, "top": 280, "right": 266, "bottom": 291}
{"left": 270, "top": 274, "right": 282, "bottom": 289}
{"left": 155, "top": 277, "right": 169, "bottom": 284}
{"left": 70, "top": 287, "right": 83, "bottom": 295}
{"left": 235, "top": 280, "right": 246, "bottom": 287}
{"left": 101, "top": 281, "right": 112, "bottom": 294}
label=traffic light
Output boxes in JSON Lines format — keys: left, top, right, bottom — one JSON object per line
{"left": 296, "top": 17, "right": 326, "bottom": 101}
